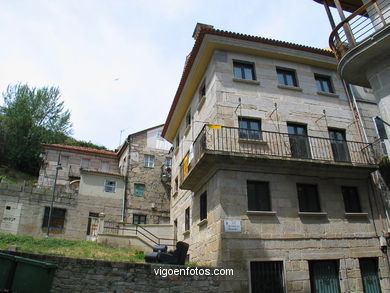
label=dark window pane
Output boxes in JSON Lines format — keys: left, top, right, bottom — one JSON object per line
{"left": 42, "top": 207, "right": 66, "bottom": 230}
{"left": 359, "top": 258, "right": 382, "bottom": 293}
{"left": 288, "top": 123, "right": 311, "bottom": 159}
{"left": 185, "top": 207, "right": 190, "bottom": 231}
{"left": 200, "top": 192, "right": 207, "bottom": 221}
{"left": 239, "top": 118, "right": 262, "bottom": 140}
{"left": 310, "top": 261, "right": 341, "bottom": 293}
{"left": 250, "top": 261, "right": 284, "bottom": 293}
{"left": 329, "top": 129, "right": 350, "bottom": 162}
{"left": 342, "top": 186, "right": 362, "bottom": 213}
{"left": 277, "top": 68, "right": 297, "bottom": 87}
{"left": 315, "top": 75, "right": 334, "bottom": 93}
{"left": 297, "top": 184, "right": 320, "bottom": 212}
{"left": 234, "top": 61, "right": 255, "bottom": 80}
{"left": 247, "top": 181, "right": 271, "bottom": 211}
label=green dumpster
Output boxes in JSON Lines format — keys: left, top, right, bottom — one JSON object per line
{"left": 0, "top": 252, "right": 16, "bottom": 291}
{"left": 11, "top": 256, "right": 57, "bottom": 293}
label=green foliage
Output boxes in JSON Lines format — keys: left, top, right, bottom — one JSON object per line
{"left": 63, "top": 136, "right": 110, "bottom": 151}
{"left": 0, "top": 84, "right": 72, "bottom": 175}
{"left": 0, "top": 232, "right": 144, "bottom": 262}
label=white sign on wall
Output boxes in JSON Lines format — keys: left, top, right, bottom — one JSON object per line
{"left": 224, "top": 220, "right": 241, "bottom": 233}
{"left": 0, "top": 202, "right": 22, "bottom": 234}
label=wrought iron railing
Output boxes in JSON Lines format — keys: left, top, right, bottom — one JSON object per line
{"left": 329, "top": 0, "right": 390, "bottom": 59}
{"left": 180, "top": 125, "right": 375, "bottom": 184}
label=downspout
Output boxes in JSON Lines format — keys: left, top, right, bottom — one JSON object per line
{"left": 122, "top": 135, "right": 132, "bottom": 223}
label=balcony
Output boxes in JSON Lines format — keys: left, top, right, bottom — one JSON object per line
{"left": 179, "top": 125, "right": 376, "bottom": 189}
{"left": 328, "top": 0, "right": 390, "bottom": 86}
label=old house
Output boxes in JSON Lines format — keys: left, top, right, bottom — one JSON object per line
{"left": 0, "top": 125, "right": 171, "bottom": 242}
{"left": 162, "top": 23, "right": 389, "bottom": 292}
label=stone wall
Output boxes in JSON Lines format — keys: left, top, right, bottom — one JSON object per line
{"left": 2, "top": 251, "right": 223, "bottom": 293}
{"left": 0, "top": 182, "right": 122, "bottom": 240}
{"left": 125, "top": 126, "right": 171, "bottom": 224}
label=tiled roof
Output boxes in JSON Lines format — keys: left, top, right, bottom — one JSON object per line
{"left": 42, "top": 144, "right": 117, "bottom": 157}
{"left": 162, "top": 26, "right": 335, "bottom": 138}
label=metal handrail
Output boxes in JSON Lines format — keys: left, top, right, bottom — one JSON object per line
{"left": 329, "top": 0, "right": 389, "bottom": 59}
{"left": 103, "top": 222, "right": 176, "bottom": 247}
{"left": 179, "top": 125, "right": 376, "bottom": 184}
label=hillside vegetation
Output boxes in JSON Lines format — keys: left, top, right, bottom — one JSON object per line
{"left": 0, "top": 233, "right": 144, "bottom": 262}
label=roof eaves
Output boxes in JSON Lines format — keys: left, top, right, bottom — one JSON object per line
{"left": 161, "top": 27, "right": 335, "bottom": 139}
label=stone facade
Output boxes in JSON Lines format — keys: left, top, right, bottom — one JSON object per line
{"left": 0, "top": 182, "right": 122, "bottom": 239}
{"left": 2, "top": 250, "right": 223, "bottom": 293}
{"left": 38, "top": 144, "right": 119, "bottom": 188}
{"left": 163, "top": 24, "right": 389, "bottom": 292}
{"left": 118, "top": 125, "right": 171, "bottom": 225}
{"left": 1, "top": 125, "right": 171, "bottom": 241}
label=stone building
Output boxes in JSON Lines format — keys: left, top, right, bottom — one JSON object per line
{"left": 162, "top": 23, "right": 389, "bottom": 292}
{"left": 117, "top": 124, "right": 171, "bottom": 225}
{"left": 6, "top": 124, "right": 172, "bottom": 240}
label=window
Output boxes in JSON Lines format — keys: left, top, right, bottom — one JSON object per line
{"left": 233, "top": 61, "right": 255, "bottom": 80}
{"left": 185, "top": 207, "right": 190, "bottom": 231}
{"left": 81, "top": 158, "right": 90, "bottom": 169}
{"left": 315, "top": 74, "right": 334, "bottom": 93}
{"left": 101, "top": 161, "right": 109, "bottom": 172}
{"left": 239, "top": 118, "right": 262, "bottom": 140}
{"left": 60, "top": 155, "right": 69, "bottom": 167}
{"left": 309, "top": 261, "right": 341, "bottom": 293}
{"left": 174, "top": 177, "right": 178, "bottom": 192}
{"left": 104, "top": 180, "right": 116, "bottom": 193}
{"left": 42, "top": 207, "right": 66, "bottom": 231}
{"left": 329, "top": 129, "right": 350, "bottom": 162}
{"left": 144, "top": 155, "right": 155, "bottom": 168}
{"left": 287, "top": 123, "right": 311, "bottom": 159}
{"left": 277, "top": 68, "right": 298, "bottom": 87}
{"left": 186, "top": 110, "right": 192, "bottom": 128}
{"left": 134, "top": 184, "right": 145, "bottom": 197}
{"left": 297, "top": 184, "right": 321, "bottom": 212}
{"left": 359, "top": 258, "right": 382, "bottom": 293}
{"left": 165, "top": 157, "right": 172, "bottom": 168}
{"left": 200, "top": 192, "right": 207, "bottom": 220}
{"left": 247, "top": 181, "right": 271, "bottom": 211}
{"left": 342, "top": 186, "right": 362, "bottom": 213}
{"left": 199, "top": 82, "right": 206, "bottom": 97}
{"left": 133, "top": 214, "right": 146, "bottom": 224}
{"left": 175, "top": 134, "right": 180, "bottom": 149}
{"left": 250, "top": 261, "right": 285, "bottom": 293}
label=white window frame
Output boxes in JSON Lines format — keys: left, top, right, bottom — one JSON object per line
{"left": 144, "top": 155, "right": 155, "bottom": 168}
{"left": 104, "top": 180, "right": 116, "bottom": 193}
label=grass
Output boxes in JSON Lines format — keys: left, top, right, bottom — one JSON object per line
{"left": 0, "top": 233, "right": 144, "bottom": 262}
{"left": 0, "top": 165, "right": 37, "bottom": 185}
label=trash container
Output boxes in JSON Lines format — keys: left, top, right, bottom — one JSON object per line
{"left": 11, "top": 256, "right": 57, "bottom": 293}
{"left": 0, "top": 252, "right": 16, "bottom": 291}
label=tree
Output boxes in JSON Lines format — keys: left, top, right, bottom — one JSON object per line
{"left": 1, "top": 84, "right": 72, "bottom": 174}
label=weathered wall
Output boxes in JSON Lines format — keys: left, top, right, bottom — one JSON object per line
{"left": 79, "top": 171, "right": 125, "bottom": 199}
{"left": 126, "top": 126, "right": 171, "bottom": 224}
{"left": 38, "top": 148, "right": 119, "bottom": 188}
{"left": 0, "top": 183, "right": 122, "bottom": 240}
{"left": 2, "top": 251, "right": 223, "bottom": 293}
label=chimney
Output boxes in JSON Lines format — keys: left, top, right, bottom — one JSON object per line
{"left": 192, "top": 23, "right": 214, "bottom": 40}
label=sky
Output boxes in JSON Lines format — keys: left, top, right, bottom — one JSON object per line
{"left": 0, "top": 0, "right": 340, "bottom": 150}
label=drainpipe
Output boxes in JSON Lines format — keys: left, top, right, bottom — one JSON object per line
{"left": 122, "top": 135, "right": 132, "bottom": 223}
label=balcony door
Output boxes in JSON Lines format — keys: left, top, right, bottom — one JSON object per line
{"left": 287, "top": 123, "right": 311, "bottom": 159}
{"left": 328, "top": 129, "right": 350, "bottom": 162}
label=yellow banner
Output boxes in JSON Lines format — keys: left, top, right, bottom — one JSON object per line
{"left": 207, "top": 124, "right": 222, "bottom": 129}
{"left": 183, "top": 155, "right": 189, "bottom": 177}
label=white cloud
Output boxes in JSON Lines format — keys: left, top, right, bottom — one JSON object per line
{"left": 0, "top": 0, "right": 335, "bottom": 149}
